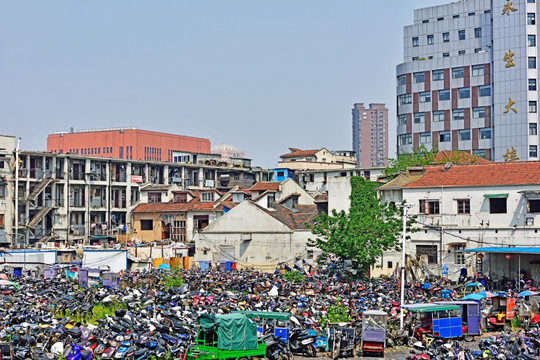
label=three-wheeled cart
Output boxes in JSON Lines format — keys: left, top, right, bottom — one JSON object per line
{"left": 402, "top": 304, "right": 462, "bottom": 347}
{"left": 327, "top": 323, "right": 359, "bottom": 359}
{"left": 487, "top": 295, "right": 516, "bottom": 330}
{"left": 435, "top": 300, "right": 481, "bottom": 341}
{"left": 361, "top": 310, "right": 387, "bottom": 356}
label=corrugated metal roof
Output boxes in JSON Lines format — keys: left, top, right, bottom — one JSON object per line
{"left": 462, "top": 247, "right": 540, "bottom": 254}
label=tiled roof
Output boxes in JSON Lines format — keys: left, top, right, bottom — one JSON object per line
{"left": 140, "top": 184, "right": 172, "bottom": 192}
{"left": 250, "top": 182, "right": 280, "bottom": 192}
{"left": 280, "top": 149, "right": 319, "bottom": 159}
{"left": 261, "top": 204, "right": 318, "bottom": 230}
{"left": 404, "top": 162, "right": 540, "bottom": 188}
{"left": 133, "top": 201, "right": 220, "bottom": 212}
{"left": 314, "top": 193, "right": 328, "bottom": 203}
{"left": 433, "top": 150, "right": 492, "bottom": 164}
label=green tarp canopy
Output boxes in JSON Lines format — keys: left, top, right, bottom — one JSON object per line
{"left": 197, "top": 313, "right": 258, "bottom": 350}
{"left": 406, "top": 304, "right": 460, "bottom": 312}
{"left": 483, "top": 193, "right": 509, "bottom": 198}
{"left": 234, "top": 311, "right": 292, "bottom": 320}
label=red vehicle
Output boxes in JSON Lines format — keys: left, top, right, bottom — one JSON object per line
{"left": 488, "top": 295, "right": 516, "bottom": 330}
{"left": 361, "top": 310, "right": 387, "bottom": 356}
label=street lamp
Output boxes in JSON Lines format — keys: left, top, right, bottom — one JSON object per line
{"left": 399, "top": 204, "right": 412, "bottom": 331}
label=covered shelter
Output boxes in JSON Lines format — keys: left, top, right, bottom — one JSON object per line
{"left": 462, "top": 247, "right": 540, "bottom": 290}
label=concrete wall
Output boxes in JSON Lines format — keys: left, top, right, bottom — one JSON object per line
{"left": 327, "top": 177, "right": 352, "bottom": 213}
{"left": 280, "top": 179, "right": 315, "bottom": 205}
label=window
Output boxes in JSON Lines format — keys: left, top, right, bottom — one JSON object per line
{"left": 420, "top": 91, "right": 431, "bottom": 103}
{"left": 529, "top": 0, "right": 536, "bottom": 3}
{"left": 453, "top": 14, "right": 460, "bottom": 18}
{"left": 475, "top": 27, "right": 482, "bottom": 38}
{"left": 529, "top": 35, "right": 537, "bottom": 47}
{"left": 174, "top": 193, "right": 188, "bottom": 203}
{"left": 473, "top": 149, "right": 486, "bottom": 158}
{"left": 459, "top": 50, "right": 466, "bottom": 55}
{"left": 0, "top": 185, "right": 5, "bottom": 198}
{"left": 201, "top": 192, "right": 214, "bottom": 202}
{"left": 398, "top": 114, "right": 407, "bottom": 126}
{"left": 473, "top": 107, "right": 485, "bottom": 119}
{"left": 530, "top": 123, "right": 538, "bottom": 135}
{"left": 387, "top": 261, "right": 393, "bottom": 269}
{"left": 529, "top": 200, "right": 540, "bottom": 212}
{"left": 194, "top": 215, "right": 209, "bottom": 231}
{"left": 140, "top": 219, "right": 153, "bottom": 231}
{"left": 397, "top": 74, "right": 407, "bottom": 86}
{"left": 414, "top": 112, "right": 425, "bottom": 123}
{"left": 530, "top": 101, "right": 537, "bottom": 113}
{"left": 439, "top": 89, "right": 450, "bottom": 101}
{"left": 412, "top": 57, "right": 418, "bottom": 61}
{"left": 457, "top": 199, "right": 470, "bottom": 214}
{"left": 171, "top": 220, "right": 186, "bottom": 242}
{"left": 458, "top": 87, "right": 470, "bottom": 99}
{"left": 453, "top": 109, "right": 465, "bottom": 120}
{"left": 398, "top": 93, "right": 412, "bottom": 105}
{"left": 419, "top": 200, "right": 440, "bottom": 215}
{"left": 427, "top": 34, "right": 434, "bottom": 45}
{"left": 529, "top": 57, "right": 537, "bottom": 69}
{"left": 475, "top": 48, "right": 482, "bottom": 53}
{"left": 398, "top": 134, "right": 412, "bottom": 145}
{"left": 455, "top": 245, "right": 465, "bottom": 265}
{"left": 433, "top": 110, "right": 445, "bottom": 122}
{"left": 412, "top": 37, "right": 419, "bottom": 47}
{"left": 529, "top": 79, "right": 537, "bottom": 90}
{"left": 422, "top": 19, "right": 429, "bottom": 23}
{"left": 489, "top": 198, "right": 507, "bottom": 214}
{"left": 472, "top": 65, "right": 484, "bottom": 76}
{"left": 458, "top": 30, "right": 466, "bottom": 40}
{"left": 438, "top": 17, "right": 444, "bottom": 21}
{"left": 479, "top": 128, "right": 492, "bottom": 139}
{"left": 443, "top": 32, "right": 450, "bottom": 42}
{"left": 452, "top": 67, "right": 464, "bottom": 78}
{"left": 459, "top": 129, "right": 471, "bottom": 141}
{"left": 0, "top": 214, "right": 4, "bottom": 228}
{"left": 413, "top": 72, "right": 425, "bottom": 83}
{"left": 478, "top": 85, "right": 491, "bottom": 97}
{"left": 531, "top": 145, "right": 538, "bottom": 157}
{"left": 420, "top": 132, "right": 431, "bottom": 143}
{"left": 148, "top": 192, "right": 162, "bottom": 203}
{"left": 528, "top": 13, "right": 536, "bottom": 25}
{"left": 439, "top": 131, "right": 451, "bottom": 142}
{"left": 443, "top": 52, "right": 450, "bottom": 57}
{"left": 417, "top": 245, "right": 437, "bottom": 264}
{"left": 432, "top": 69, "right": 444, "bottom": 81}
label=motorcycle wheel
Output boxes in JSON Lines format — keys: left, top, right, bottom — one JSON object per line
{"left": 463, "top": 335, "right": 474, "bottom": 342}
{"left": 407, "top": 336, "right": 416, "bottom": 347}
{"left": 305, "top": 344, "right": 316, "bottom": 358}
{"left": 331, "top": 343, "right": 340, "bottom": 360}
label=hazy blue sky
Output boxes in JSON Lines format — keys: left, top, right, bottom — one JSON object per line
{"left": 1, "top": 1, "right": 448, "bottom": 168}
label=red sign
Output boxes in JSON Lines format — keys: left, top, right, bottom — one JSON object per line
{"left": 131, "top": 175, "right": 143, "bottom": 183}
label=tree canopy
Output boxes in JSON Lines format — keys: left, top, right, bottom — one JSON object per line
{"left": 384, "top": 144, "right": 483, "bottom": 180}
{"left": 308, "top": 176, "right": 412, "bottom": 276}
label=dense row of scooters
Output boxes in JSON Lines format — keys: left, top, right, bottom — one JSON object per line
{"left": 0, "top": 268, "right": 525, "bottom": 360}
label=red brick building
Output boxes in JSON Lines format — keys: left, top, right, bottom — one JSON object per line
{"left": 47, "top": 127, "right": 211, "bottom": 161}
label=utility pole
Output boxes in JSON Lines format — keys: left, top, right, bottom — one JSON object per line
{"left": 400, "top": 204, "right": 409, "bottom": 331}
{"left": 14, "top": 138, "right": 23, "bottom": 272}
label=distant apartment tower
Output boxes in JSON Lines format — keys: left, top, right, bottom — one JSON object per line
{"left": 352, "top": 103, "right": 389, "bottom": 167}
{"left": 47, "top": 127, "right": 211, "bottom": 161}
{"left": 211, "top": 143, "right": 246, "bottom": 163}
{"left": 397, "top": 0, "right": 539, "bottom": 161}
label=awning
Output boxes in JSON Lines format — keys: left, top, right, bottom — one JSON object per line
{"left": 447, "top": 241, "right": 467, "bottom": 246}
{"left": 403, "top": 304, "right": 460, "bottom": 312}
{"left": 483, "top": 193, "right": 509, "bottom": 198}
{"left": 462, "top": 247, "right": 540, "bottom": 254}
{"left": 519, "top": 190, "right": 540, "bottom": 199}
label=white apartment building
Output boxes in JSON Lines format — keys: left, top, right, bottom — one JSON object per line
{"left": 378, "top": 162, "right": 540, "bottom": 282}
{"left": 397, "top": 0, "right": 539, "bottom": 161}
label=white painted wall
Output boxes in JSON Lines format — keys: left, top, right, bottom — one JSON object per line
{"left": 327, "top": 177, "right": 352, "bottom": 213}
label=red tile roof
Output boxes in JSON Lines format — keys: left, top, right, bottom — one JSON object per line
{"left": 404, "top": 162, "right": 540, "bottom": 188}
{"left": 133, "top": 201, "right": 220, "bottom": 212}
{"left": 433, "top": 150, "right": 492, "bottom": 164}
{"left": 250, "top": 182, "right": 280, "bottom": 192}
{"left": 259, "top": 203, "right": 318, "bottom": 230}
{"left": 280, "top": 149, "right": 319, "bottom": 159}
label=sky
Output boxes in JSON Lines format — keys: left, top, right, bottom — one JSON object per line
{"left": 0, "top": 0, "right": 449, "bottom": 168}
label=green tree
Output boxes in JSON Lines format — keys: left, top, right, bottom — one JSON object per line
{"left": 384, "top": 144, "right": 438, "bottom": 179}
{"left": 308, "top": 176, "right": 413, "bottom": 276}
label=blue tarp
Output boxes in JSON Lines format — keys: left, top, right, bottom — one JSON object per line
{"left": 462, "top": 247, "right": 540, "bottom": 254}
